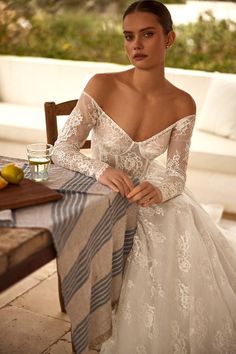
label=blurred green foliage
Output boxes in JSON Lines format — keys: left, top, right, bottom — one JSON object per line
{"left": 0, "top": 0, "right": 186, "bottom": 14}
{"left": 0, "top": 1, "right": 235, "bottom": 73}
{"left": 166, "top": 11, "right": 236, "bottom": 73}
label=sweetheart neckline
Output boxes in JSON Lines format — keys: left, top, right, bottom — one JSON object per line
{"left": 83, "top": 91, "right": 195, "bottom": 144}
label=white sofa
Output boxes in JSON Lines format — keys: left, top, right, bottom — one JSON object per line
{"left": 0, "top": 55, "right": 236, "bottom": 214}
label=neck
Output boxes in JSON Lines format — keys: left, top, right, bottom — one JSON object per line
{"left": 132, "top": 66, "right": 166, "bottom": 95}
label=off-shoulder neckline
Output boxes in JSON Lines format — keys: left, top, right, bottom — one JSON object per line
{"left": 83, "top": 91, "right": 195, "bottom": 144}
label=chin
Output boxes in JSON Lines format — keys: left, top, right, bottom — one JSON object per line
{"left": 133, "top": 62, "right": 157, "bottom": 71}
{"left": 133, "top": 58, "right": 164, "bottom": 70}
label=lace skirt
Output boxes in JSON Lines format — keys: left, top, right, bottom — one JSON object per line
{"left": 101, "top": 190, "right": 236, "bottom": 354}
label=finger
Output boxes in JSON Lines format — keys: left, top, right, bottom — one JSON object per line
{"left": 138, "top": 192, "right": 156, "bottom": 205}
{"left": 124, "top": 182, "right": 133, "bottom": 197}
{"left": 143, "top": 200, "right": 155, "bottom": 207}
{"left": 126, "top": 186, "right": 142, "bottom": 199}
{"left": 113, "top": 172, "right": 133, "bottom": 196}
{"left": 128, "top": 185, "right": 153, "bottom": 202}
{"left": 112, "top": 178, "right": 127, "bottom": 197}
{"left": 127, "top": 182, "right": 150, "bottom": 198}
{"left": 117, "top": 177, "right": 131, "bottom": 197}
{"left": 140, "top": 194, "right": 156, "bottom": 207}
{"left": 137, "top": 189, "right": 155, "bottom": 204}
{"left": 118, "top": 173, "right": 135, "bottom": 196}
{"left": 100, "top": 176, "right": 125, "bottom": 195}
{"left": 122, "top": 174, "right": 134, "bottom": 193}
{"left": 102, "top": 180, "right": 119, "bottom": 193}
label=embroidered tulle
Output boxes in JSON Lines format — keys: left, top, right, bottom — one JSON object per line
{"left": 53, "top": 91, "right": 195, "bottom": 202}
{"left": 53, "top": 92, "right": 109, "bottom": 180}
{"left": 53, "top": 92, "right": 236, "bottom": 353}
{"left": 100, "top": 195, "right": 236, "bottom": 354}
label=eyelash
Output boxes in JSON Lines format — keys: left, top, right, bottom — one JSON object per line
{"left": 124, "top": 32, "right": 154, "bottom": 41}
{"left": 124, "top": 34, "right": 133, "bottom": 41}
{"left": 144, "top": 32, "right": 154, "bottom": 38}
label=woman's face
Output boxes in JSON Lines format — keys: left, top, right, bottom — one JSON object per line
{"left": 123, "top": 11, "right": 170, "bottom": 69}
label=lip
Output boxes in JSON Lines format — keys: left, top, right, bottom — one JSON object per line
{"left": 133, "top": 54, "right": 148, "bottom": 61}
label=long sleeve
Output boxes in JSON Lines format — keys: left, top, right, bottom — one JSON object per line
{"left": 158, "top": 115, "right": 196, "bottom": 202}
{"left": 52, "top": 92, "right": 109, "bottom": 180}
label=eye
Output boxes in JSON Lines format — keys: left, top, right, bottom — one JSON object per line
{"left": 124, "top": 34, "right": 134, "bottom": 41}
{"left": 143, "top": 31, "right": 154, "bottom": 38}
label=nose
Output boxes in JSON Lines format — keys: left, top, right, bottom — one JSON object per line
{"left": 133, "top": 35, "right": 143, "bottom": 50}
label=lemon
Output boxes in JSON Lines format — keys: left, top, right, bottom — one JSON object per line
{"left": 1, "top": 163, "right": 24, "bottom": 184}
{"left": 0, "top": 176, "right": 8, "bottom": 190}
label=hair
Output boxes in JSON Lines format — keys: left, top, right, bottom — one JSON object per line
{"left": 123, "top": 1, "right": 173, "bottom": 34}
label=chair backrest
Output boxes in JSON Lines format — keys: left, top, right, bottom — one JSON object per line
{"left": 44, "top": 100, "right": 91, "bottom": 148}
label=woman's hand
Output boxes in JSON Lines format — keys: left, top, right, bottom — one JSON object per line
{"left": 99, "top": 167, "right": 134, "bottom": 197}
{"left": 127, "top": 181, "right": 162, "bottom": 207}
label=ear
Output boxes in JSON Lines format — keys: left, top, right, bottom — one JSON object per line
{"left": 165, "top": 31, "right": 176, "bottom": 49}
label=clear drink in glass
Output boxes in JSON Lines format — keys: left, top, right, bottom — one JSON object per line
{"left": 27, "top": 143, "right": 53, "bottom": 182}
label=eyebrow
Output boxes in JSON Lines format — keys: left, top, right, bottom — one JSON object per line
{"left": 123, "top": 26, "right": 156, "bottom": 34}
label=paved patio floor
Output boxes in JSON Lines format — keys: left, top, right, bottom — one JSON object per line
{"left": 0, "top": 260, "right": 73, "bottom": 354}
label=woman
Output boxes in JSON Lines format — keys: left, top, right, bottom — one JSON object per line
{"left": 53, "top": 1, "right": 236, "bottom": 353}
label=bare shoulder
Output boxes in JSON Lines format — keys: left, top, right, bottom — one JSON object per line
{"left": 83, "top": 71, "right": 128, "bottom": 107}
{"left": 168, "top": 82, "right": 196, "bottom": 119}
{"left": 178, "top": 89, "right": 196, "bottom": 116}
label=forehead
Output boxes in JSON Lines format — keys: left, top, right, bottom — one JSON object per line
{"left": 123, "top": 11, "right": 161, "bottom": 31}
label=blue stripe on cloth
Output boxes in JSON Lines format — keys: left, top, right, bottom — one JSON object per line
{"left": 90, "top": 272, "right": 112, "bottom": 313}
{"left": 58, "top": 171, "right": 95, "bottom": 193}
{"left": 63, "top": 199, "right": 136, "bottom": 298}
{"left": 72, "top": 314, "right": 89, "bottom": 354}
{"left": 112, "top": 248, "right": 123, "bottom": 276}
{"left": 72, "top": 229, "right": 136, "bottom": 353}
{"left": 123, "top": 228, "right": 136, "bottom": 255}
{"left": 52, "top": 192, "right": 87, "bottom": 253}
{"left": 111, "top": 227, "right": 136, "bottom": 276}
{"left": 72, "top": 273, "right": 113, "bottom": 354}
{"left": 62, "top": 205, "right": 113, "bottom": 304}
{"left": 112, "top": 263, "right": 123, "bottom": 277}
{"left": 51, "top": 171, "right": 97, "bottom": 253}
{"left": 50, "top": 173, "right": 136, "bottom": 354}
{"left": 110, "top": 194, "right": 129, "bottom": 222}
{"left": 22, "top": 164, "right": 32, "bottom": 179}
{"left": 61, "top": 193, "right": 131, "bottom": 306}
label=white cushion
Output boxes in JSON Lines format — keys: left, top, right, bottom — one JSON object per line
{"left": 189, "top": 129, "right": 236, "bottom": 174}
{"left": 186, "top": 169, "right": 236, "bottom": 214}
{"left": 197, "top": 72, "right": 236, "bottom": 140}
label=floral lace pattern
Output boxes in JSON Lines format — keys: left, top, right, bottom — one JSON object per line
{"left": 53, "top": 91, "right": 195, "bottom": 200}
{"left": 101, "top": 197, "right": 236, "bottom": 353}
{"left": 52, "top": 92, "right": 236, "bottom": 353}
{"left": 53, "top": 93, "right": 109, "bottom": 180}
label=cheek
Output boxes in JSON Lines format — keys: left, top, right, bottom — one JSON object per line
{"left": 150, "top": 41, "right": 165, "bottom": 54}
{"left": 124, "top": 42, "right": 131, "bottom": 55}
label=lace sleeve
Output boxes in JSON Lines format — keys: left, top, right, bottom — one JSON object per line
{"left": 158, "top": 115, "right": 196, "bottom": 202}
{"left": 52, "top": 92, "right": 109, "bottom": 180}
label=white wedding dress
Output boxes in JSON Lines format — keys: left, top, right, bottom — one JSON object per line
{"left": 53, "top": 92, "right": 236, "bottom": 354}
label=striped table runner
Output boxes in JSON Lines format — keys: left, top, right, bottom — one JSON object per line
{"left": 16, "top": 165, "right": 138, "bottom": 354}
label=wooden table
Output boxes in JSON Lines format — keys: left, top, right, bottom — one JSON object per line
{"left": 0, "top": 155, "right": 58, "bottom": 293}
{"left": 0, "top": 226, "right": 56, "bottom": 292}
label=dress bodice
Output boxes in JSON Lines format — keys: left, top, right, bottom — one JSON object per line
{"left": 53, "top": 92, "right": 195, "bottom": 202}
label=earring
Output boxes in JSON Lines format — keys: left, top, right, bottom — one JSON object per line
{"left": 166, "top": 44, "right": 169, "bottom": 49}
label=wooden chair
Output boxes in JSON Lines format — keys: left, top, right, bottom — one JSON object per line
{"left": 44, "top": 100, "right": 91, "bottom": 148}
{"left": 44, "top": 100, "right": 91, "bottom": 315}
